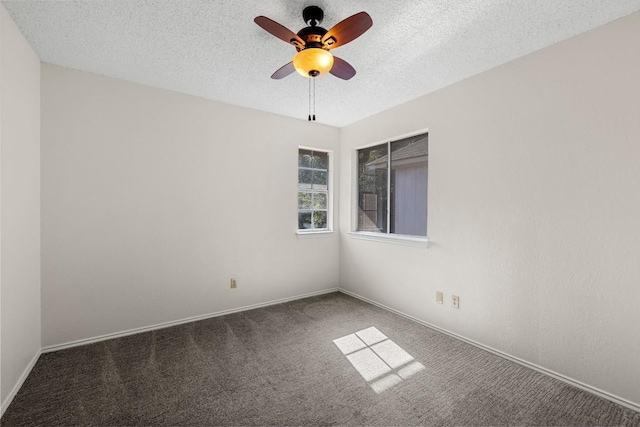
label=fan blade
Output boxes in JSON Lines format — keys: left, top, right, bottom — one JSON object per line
{"left": 322, "top": 12, "right": 372, "bottom": 50}
{"left": 271, "top": 62, "right": 296, "bottom": 79}
{"left": 330, "top": 56, "right": 356, "bottom": 80}
{"left": 254, "top": 16, "right": 305, "bottom": 47}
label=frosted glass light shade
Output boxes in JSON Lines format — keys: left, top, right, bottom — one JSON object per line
{"left": 293, "top": 48, "right": 334, "bottom": 78}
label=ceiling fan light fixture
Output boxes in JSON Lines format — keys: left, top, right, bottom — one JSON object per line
{"left": 293, "top": 48, "right": 334, "bottom": 78}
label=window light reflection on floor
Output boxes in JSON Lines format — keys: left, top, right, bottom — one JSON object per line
{"left": 333, "top": 326, "right": 425, "bottom": 394}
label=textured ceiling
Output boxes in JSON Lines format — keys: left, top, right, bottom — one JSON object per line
{"left": 3, "top": 1, "right": 640, "bottom": 127}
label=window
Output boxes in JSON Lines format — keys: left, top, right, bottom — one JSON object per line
{"left": 298, "top": 148, "right": 331, "bottom": 231}
{"left": 357, "top": 133, "right": 428, "bottom": 237}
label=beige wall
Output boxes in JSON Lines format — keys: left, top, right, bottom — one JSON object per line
{"left": 4, "top": 5, "right": 639, "bottom": 414}
{"left": 339, "top": 12, "right": 640, "bottom": 406}
{"left": 0, "top": 5, "right": 41, "bottom": 413}
{"left": 41, "top": 64, "right": 340, "bottom": 348}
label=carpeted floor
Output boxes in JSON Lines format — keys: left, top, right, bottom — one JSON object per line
{"left": 2, "top": 292, "right": 639, "bottom": 426}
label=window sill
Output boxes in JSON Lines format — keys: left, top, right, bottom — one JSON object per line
{"left": 296, "top": 230, "right": 335, "bottom": 239}
{"left": 348, "top": 231, "right": 429, "bottom": 247}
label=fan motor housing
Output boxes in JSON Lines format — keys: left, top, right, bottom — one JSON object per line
{"left": 297, "top": 26, "right": 327, "bottom": 49}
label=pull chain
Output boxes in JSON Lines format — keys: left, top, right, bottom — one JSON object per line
{"left": 307, "top": 76, "right": 318, "bottom": 122}
{"left": 313, "top": 77, "right": 316, "bottom": 121}
{"left": 308, "top": 77, "right": 312, "bottom": 121}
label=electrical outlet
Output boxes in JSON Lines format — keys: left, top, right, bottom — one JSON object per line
{"left": 452, "top": 295, "right": 460, "bottom": 309}
{"left": 230, "top": 278, "right": 237, "bottom": 289}
{"left": 436, "top": 291, "right": 443, "bottom": 304}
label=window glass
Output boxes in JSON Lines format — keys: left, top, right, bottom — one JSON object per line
{"left": 298, "top": 149, "right": 313, "bottom": 168}
{"left": 298, "top": 148, "right": 331, "bottom": 231}
{"left": 356, "top": 133, "right": 428, "bottom": 237}
{"left": 312, "top": 151, "right": 328, "bottom": 169}
{"left": 298, "top": 192, "right": 312, "bottom": 209}
{"left": 357, "top": 143, "right": 388, "bottom": 233}
{"left": 313, "top": 193, "right": 327, "bottom": 210}
{"left": 298, "top": 212, "right": 312, "bottom": 230}
{"left": 298, "top": 169, "right": 312, "bottom": 188}
{"left": 312, "top": 171, "right": 328, "bottom": 189}
{"left": 313, "top": 211, "right": 328, "bottom": 229}
{"left": 390, "top": 134, "right": 428, "bottom": 236}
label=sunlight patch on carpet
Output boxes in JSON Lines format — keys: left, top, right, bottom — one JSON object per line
{"left": 334, "top": 327, "right": 425, "bottom": 394}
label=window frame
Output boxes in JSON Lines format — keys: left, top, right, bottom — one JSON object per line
{"left": 351, "top": 129, "right": 429, "bottom": 246}
{"left": 297, "top": 146, "right": 334, "bottom": 235}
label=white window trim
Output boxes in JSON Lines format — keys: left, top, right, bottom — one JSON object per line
{"left": 296, "top": 230, "right": 335, "bottom": 238}
{"left": 297, "top": 146, "right": 334, "bottom": 233}
{"left": 348, "top": 231, "right": 428, "bottom": 247}
{"left": 351, "top": 128, "right": 429, "bottom": 244}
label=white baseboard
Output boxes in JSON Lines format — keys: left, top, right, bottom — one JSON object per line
{"left": 1, "top": 350, "right": 41, "bottom": 418}
{"left": 13, "top": 287, "right": 638, "bottom": 417}
{"left": 42, "top": 287, "right": 339, "bottom": 354}
{"left": 338, "top": 288, "right": 640, "bottom": 413}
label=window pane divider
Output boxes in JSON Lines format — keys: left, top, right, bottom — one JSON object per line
{"left": 386, "top": 141, "right": 391, "bottom": 235}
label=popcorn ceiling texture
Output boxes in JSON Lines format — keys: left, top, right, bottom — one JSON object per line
{"left": 3, "top": 0, "right": 640, "bottom": 127}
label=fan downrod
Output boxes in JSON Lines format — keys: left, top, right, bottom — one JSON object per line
{"left": 303, "top": 6, "right": 323, "bottom": 26}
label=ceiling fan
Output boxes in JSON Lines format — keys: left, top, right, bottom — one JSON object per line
{"left": 254, "top": 6, "right": 373, "bottom": 80}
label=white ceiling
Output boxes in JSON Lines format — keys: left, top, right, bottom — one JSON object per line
{"left": 3, "top": 1, "right": 640, "bottom": 127}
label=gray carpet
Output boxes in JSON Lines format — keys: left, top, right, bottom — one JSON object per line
{"left": 2, "top": 292, "right": 639, "bottom": 426}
